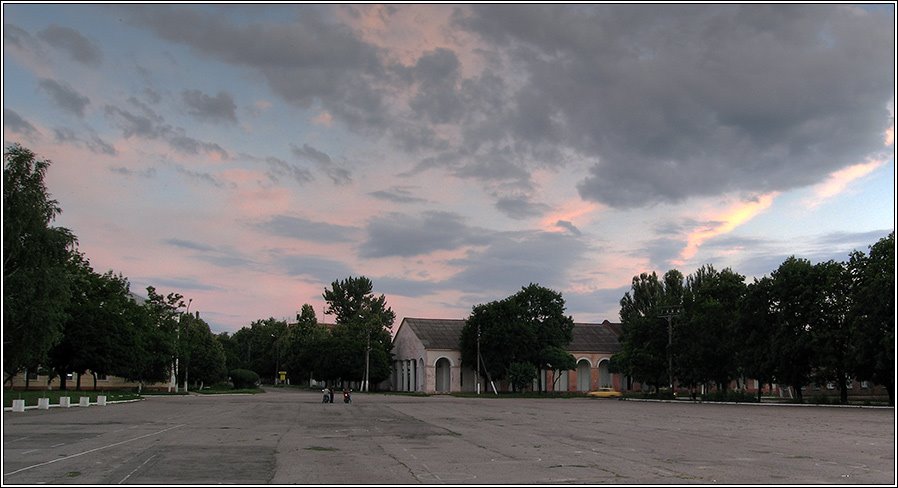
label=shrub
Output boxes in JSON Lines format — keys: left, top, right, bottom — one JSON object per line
{"left": 229, "top": 369, "right": 260, "bottom": 389}
{"left": 703, "top": 389, "right": 759, "bottom": 403}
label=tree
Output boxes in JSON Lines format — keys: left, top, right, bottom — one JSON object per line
{"left": 810, "top": 260, "right": 854, "bottom": 404}
{"left": 512, "top": 284, "right": 575, "bottom": 392}
{"left": 184, "top": 315, "right": 227, "bottom": 388}
{"left": 144, "top": 286, "right": 188, "bottom": 388}
{"left": 3, "top": 143, "right": 77, "bottom": 384}
{"left": 676, "top": 265, "right": 746, "bottom": 392}
{"left": 281, "top": 304, "right": 329, "bottom": 386}
{"left": 849, "top": 232, "right": 894, "bottom": 404}
{"left": 769, "top": 256, "right": 816, "bottom": 403}
{"left": 48, "top": 252, "right": 137, "bottom": 390}
{"left": 460, "top": 297, "right": 538, "bottom": 383}
{"left": 507, "top": 362, "right": 538, "bottom": 392}
{"left": 460, "top": 284, "right": 574, "bottom": 390}
{"left": 736, "top": 277, "right": 779, "bottom": 402}
{"left": 322, "top": 276, "right": 395, "bottom": 390}
{"left": 612, "top": 270, "right": 684, "bottom": 391}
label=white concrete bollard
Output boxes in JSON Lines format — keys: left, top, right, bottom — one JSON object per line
{"left": 79, "top": 396, "right": 90, "bottom": 407}
{"left": 60, "top": 397, "right": 71, "bottom": 408}
{"left": 97, "top": 395, "right": 107, "bottom": 406}
{"left": 12, "top": 399, "right": 25, "bottom": 412}
{"left": 38, "top": 398, "right": 50, "bottom": 410}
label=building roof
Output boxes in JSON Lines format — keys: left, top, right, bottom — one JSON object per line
{"left": 402, "top": 318, "right": 467, "bottom": 350}
{"left": 398, "top": 317, "right": 621, "bottom": 353}
{"left": 569, "top": 322, "right": 621, "bottom": 354}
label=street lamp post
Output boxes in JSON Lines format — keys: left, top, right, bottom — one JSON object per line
{"left": 183, "top": 299, "right": 192, "bottom": 393}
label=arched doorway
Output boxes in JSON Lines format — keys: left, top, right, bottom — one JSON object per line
{"left": 435, "top": 358, "right": 451, "bottom": 393}
{"left": 577, "top": 359, "right": 591, "bottom": 392}
{"left": 418, "top": 358, "right": 425, "bottom": 392}
{"left": 557, "top": 370, "right": 569, "bottom": 391}
{"left": 598, "top": 359, "right": 611, "bottom": 388}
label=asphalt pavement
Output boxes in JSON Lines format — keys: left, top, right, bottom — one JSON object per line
{"left": 2, "top": 387, "right": 894, "bottom": 485}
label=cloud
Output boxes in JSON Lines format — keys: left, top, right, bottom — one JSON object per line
{"left": 104, "top": 102, "right": 229, "bottom": 159}
{"left": 495, "top": 195, "right": 550, "bottom": 220}
{"left": 804, "top": 158, "right": 886, "bottom": 208}
{"left": 361, "top": 211, "right": 492, "bottom": 258}
{"left": 445, "top": 230, "right": 590, "bottom": 294}
{"left": 554, "top": 220, "right": 582, "bottom": 236}
{"left": 674, "top": 192, "right": 778, "bottom": 264}
{"left": 255, "top": 215, "right": 358, "bottom": 243}
{"left": 368, "top": 186, "right": 428, "bottom": 204}
{"left": 182, "top": 89, "right": 238, "bottom": 124}
{"left": 290, "top": 143, "right": 351, "bottom": 185}
{"left": 4, "top": 108, "right": 39, "bottom": 136}
{"left": 52, "top": 126, "right": 116, "bottom": 155}
{"left": 38, "top": 78, "right": 90, "bottom": 117}
{"left": 36, "top": 24, "right": 102, "bottom": 66}
{"left": 271, "top": 253, "right": 354, "bottom": 284}
{"left": 453, "top": 5, "right": 894, "bottom": 208}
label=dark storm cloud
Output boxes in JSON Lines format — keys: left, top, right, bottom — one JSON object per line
{"left": 163, "top": 238, "right": 256, "bottom": 269}
{"left": 38, "top": 78, "right": 90, "bottom": 117}
{"left": 126, "top": 4, "right": 892, "bottom": 212}
{"left": 181, "top": 89, "right": 238, "bottom": 124}
{"left": 255, "top": 215, "right": 357, "bottom": 243}
{"left": 455, "top": 4, "right": 894, "bottom": 208}
{"left": 36, "top": 24, "right": 102, "bottom": 66}
{"left": 4, "top": 109, "right": 39, "bottom": 136}
{"left": 361, "top": 211, "right": 492, "bottom": 258}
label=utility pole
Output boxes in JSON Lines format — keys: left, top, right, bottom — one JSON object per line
{"left": 659, "top": 305, "right": 681, "bottom": 392}
{"left": 476, "top": 321, "right": 481, "bottom": 395}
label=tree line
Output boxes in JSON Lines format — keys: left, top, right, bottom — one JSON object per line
{"left": 611, "top": 234, "right": 894, "bottom": 405}
{"left": 4, "top": 144, "right": 397, "bottom": 392}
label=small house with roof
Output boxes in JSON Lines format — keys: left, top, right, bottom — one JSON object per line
{"left": 390, "top": 317, "right": 625, "bottom": 394}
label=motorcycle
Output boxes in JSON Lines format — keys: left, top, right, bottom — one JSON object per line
{"left": 343, "top": 390, "right": 352, "bottom": 404}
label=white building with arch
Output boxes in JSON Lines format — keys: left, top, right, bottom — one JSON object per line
{"left": 390, "top": 317, "right": 625, "bottom": 394}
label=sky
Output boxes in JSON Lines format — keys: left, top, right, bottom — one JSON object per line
{"left": 2, "top": 3, "right": 895, "bottom": 335}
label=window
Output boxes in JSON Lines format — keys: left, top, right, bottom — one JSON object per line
{"left": 96, "top": 373, "right": 108, "bottom": 381}
{"left": 26, "top": 370, "right": 38, "bottom": 380}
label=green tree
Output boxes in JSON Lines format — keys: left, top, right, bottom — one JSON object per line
{"left": 849, "top": 232, "right": 894, "bottom": 404}
{"left": 769, "top": 256, "right": 816, "bottom": 403}
{"left": 507, "top": 362, "right": 538, "bottom": 392}
{"left": 322, "top": 277, "right": 395, "bottom": 390}
{"left": 460, "top": 297, "right": 538, "bottom": 383}
{"left": 49, "top": 252, "right": 138, "bottom": 390}
{"left": 810, "top": 260, "right": 854, "bottom": 404}
{"left": 282, "top": 304, "right": 329, "bottom": 386}
{"left": 612, "top": 270, "right": 684, "bottom": 391}
{"left": 184, "top": 315, "right": 227, "bottom": 388}
{"left": 736, "top": 277, "right": 779, "bottom": 402}
{"left": 3, "top": 143, "right": 77, "bottom": 384}
{"left": 676, "top": 265, "right": 746, "bottom": 392}
{"left": 512, "top": 284, "right": 575, "bottom": 391}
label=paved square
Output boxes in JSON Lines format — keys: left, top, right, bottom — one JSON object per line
{"left": 3, "top": 388, "right": 894, "bottom": 484}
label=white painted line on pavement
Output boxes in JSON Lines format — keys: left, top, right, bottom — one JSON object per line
{"left": 4, "top": 424, "right": 185, "bottom": 477}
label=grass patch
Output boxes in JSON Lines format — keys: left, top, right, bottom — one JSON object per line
{"left": 3, "top": 389, "right": 141, "bottom": 408}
